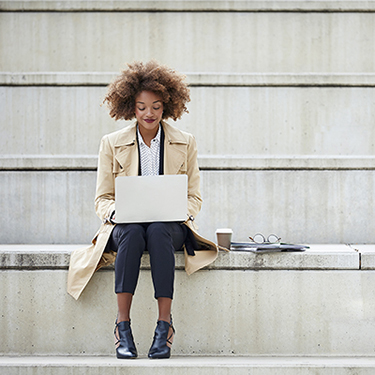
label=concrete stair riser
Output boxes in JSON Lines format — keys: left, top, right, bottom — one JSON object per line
{"left": 1, "top": 170, "right": 374, "bottom": 244}
{"left": 1, "top": 262, "right": 374, "bottom": 356}
{"left": 2, "top": 86, "right": 375, "bottom": 156}
{"left": 2, "top": 12, "right": 375, "bottom": 73}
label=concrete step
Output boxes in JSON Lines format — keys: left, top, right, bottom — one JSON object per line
{"left": 3, "top": 1, "right": 375, "bottom": 12}
{"left": 2, "top": 81, "right": 375, "bottom": 157}
{"left": 1, "top": 245, "right": 375, "bottom": 356}
{"left": 2, "top": 7, "right": 375, "bottom": 73}
{"left": 1, "top": 169, "right": 375, "bottom": 244}
{"left": 1, "top": 356, "right": 375, "bottom": 375}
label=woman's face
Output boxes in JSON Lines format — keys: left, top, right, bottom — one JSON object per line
{"left": 135, "top": 91, "right": 164, "bottom": 135}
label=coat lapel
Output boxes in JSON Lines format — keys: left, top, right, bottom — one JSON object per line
{"left": 163, "top": 122, "right": 188, "bottom": 175}
{"left": 113, "top": 124, "right": 139, "bottom": 176}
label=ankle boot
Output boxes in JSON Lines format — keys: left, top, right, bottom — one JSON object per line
{"left": 114, "top": 320, "right": 138, "bottom": 359}
{"left": 148, "top": 318, "right": 175, "bottom": 359}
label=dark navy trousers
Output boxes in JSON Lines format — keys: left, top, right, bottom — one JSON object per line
{"left": 106, "top": 222, "right": 187, "bottom": 299}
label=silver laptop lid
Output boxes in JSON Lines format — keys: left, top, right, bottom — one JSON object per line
{"left": 114, "top": 175, "right": 188, "bottom": 223}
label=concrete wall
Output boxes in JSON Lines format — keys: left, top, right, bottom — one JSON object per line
{"left": 6, "top": 268, "right": 375, "bottom": 356}
{"left": 1, "top": 170, "right": 374, "bottom": 244}
{"left": 2, "top": 84, "right": 375, "bottom": 156}
{"left": 1, "top": 1, "right": 374, "bottom": 244}
{"left": 2, "top": 11, "right": 375, "bottom": 73}
{"left": 1, "top": 245, "right": 374, "bottom": 357}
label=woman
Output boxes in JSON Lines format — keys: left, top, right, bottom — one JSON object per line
{"left": 67, "top": 61, "right": 220, "bottom": 359}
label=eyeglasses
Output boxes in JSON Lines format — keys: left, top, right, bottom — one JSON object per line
{"left": 249, "top": 233, "right": 281, "bottom": 244}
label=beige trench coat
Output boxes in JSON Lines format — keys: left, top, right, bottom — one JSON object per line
{"left": 67, "top": 121, "right": 219, "bottom": 300}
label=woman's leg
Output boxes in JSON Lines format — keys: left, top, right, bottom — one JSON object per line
{"left": 117, "top": 293, "right": 133, "bottom": 322}
{"left": 146, "top": 222, "right": 187, "bottom": 358}
{"left": 107, "top": 224, "right": 147, "bottom": 359}
{"left": 146, "top": 222, "right": 187, "bottom": 302}
{"left": 157, "top": 297, "right": 172, "bottom": 322}
{"left": 158, "top": 297, "right": 174, "bottom": 349}
{"left": 109, "top": 224, "right": 147, "bottom": 321}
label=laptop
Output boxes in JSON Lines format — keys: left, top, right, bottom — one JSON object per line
{"left": 114, "top": 175, "right": 188, "bottom": 223}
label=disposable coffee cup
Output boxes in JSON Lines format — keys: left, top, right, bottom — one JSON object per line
{"left": 215, "top": 228, "right": 233, "bottom": 250}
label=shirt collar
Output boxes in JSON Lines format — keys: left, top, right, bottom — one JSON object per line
{"left": 137, "top": 124, "right": 161, "bottom": 146}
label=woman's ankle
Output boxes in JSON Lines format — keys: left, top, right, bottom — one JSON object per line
{"left": 117, "top": 313, "right": 130, "bottom": 323}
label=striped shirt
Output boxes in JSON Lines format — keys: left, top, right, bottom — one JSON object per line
{"left": 137, "top": 125, "right": 161, "bottom": 176}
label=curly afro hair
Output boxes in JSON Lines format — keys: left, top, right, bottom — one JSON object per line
{"left": 103, "top": 60, "right": 190, "bottom": 121}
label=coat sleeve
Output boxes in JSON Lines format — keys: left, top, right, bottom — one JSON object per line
{"left": 94, "top": 135, "right": 116, "bottom": 222}
{"left": 186, "top": 134, "right": 202, "bottom": 219}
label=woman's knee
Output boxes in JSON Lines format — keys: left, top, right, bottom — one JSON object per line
{"left": 112, "top": 224, "right": 147, "bottom": 256}
{"left": 146, "top": 223, "right": 175, "bottom": 248}
{"left": 114, "top": 223, "right": 145, "bottom": 241}
{"left": 146, "top": 222, "right": 187, "bottom": 252}
{"left": 146, "top": 222, "right": 171, "bottom": 238}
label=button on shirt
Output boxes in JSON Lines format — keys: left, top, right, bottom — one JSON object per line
{"left": 137, "top": 125, "right": 161, "bottom": 176}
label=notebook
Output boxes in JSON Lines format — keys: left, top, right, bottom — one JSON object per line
{"left": 114, "top": 174, "right": 188, "bottom": 223}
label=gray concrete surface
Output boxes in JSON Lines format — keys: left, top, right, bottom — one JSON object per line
{"left": 0, "top": 244, "right": 361, "bottom": 270}
{"left": 2, "top": 155, "right": 375, "bottom": 171}
{"left": 1, "top": 170, "right": 374, "bottom": 244}
{"left": 2, "top": 4, "right": 375, "bottom": 248}
{"left": 189, "top": 86, "right": 375, "bottom": 157}
{"left": 1, "top": 356, "right": 375, "bottom": 375}
{"left": 1, "top": 266, "right": 375, "bottom": 356}
{"left": 3, "top": 72, "right": 375, "bottom": 86}
{"left": 2, "top": 0, "right": 375, "bottom": 11}
{"left": 2, "top": 84, "right": 375, "bottom": 156}
{"left": 1, "top": 1, "right": 375, "bottom": 372}
{"left": 2, "top": 12, "right": 375, "bottom": 73}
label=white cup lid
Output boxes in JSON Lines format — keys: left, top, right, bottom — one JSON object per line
{"left": 215, "top": 228, "right": 233, "bottom": 234}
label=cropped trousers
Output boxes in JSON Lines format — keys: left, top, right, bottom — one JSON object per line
{"left": 106, "top": 222, "right": 188, "bottom": 299}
